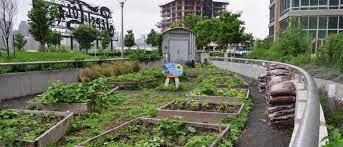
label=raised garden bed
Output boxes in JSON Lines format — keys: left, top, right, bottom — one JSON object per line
{"left": 77, "top": 117, "right": 230, "bottom": 147}
{"left": 186, "top": 88, "right": 250, "bottom": 103}
{"left": 26, "top": 102, "right": 93, "bottom": 114}
{"left": 110, "top": 78, "right": 161, "bottom": 88}
{"left": 156, "top": 100, "right": 244, "bottom": 123}
{"left": 0, "top": 109, "right": 73, "bottom": 147}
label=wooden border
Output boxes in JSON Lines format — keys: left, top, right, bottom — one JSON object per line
{"left": 77, "top": 117, "right": 230, "bottom": 147}
{"left": 0, "top": 110, "right": 73, "bottom": 147}
{"left": 110, "top": 78, "right": 161, "bottom": 88}
{"left": 27, "top": 102, "right": 92, "bottom": 114}
{"left": 186, "top": 88, "right": 250, "bottom": 103}
{"left": 156, "top": 100, "right": 244, "bottom": 123}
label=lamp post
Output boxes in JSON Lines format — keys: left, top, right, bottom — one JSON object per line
{"left": 117, "top": 0, "right": 127, "bottom": 58}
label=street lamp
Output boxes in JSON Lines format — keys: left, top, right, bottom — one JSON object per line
{"left": 117, "top": 0, "right": 127, "bottom": 58}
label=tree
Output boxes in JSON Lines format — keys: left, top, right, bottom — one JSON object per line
{"left": 194, "top": 19, "right": 219, "bottom": 49}
{"left": 170, "top": 21, "right": 183, "bottom": 28}
{"left": 183, "top": 13, "right": 203, "bottom": 31}
{"left": 241, "top": 33, "right": 255, "bottom": 49}
{"left": 0, "top": 0, "right": 17, "bottom": 57}
{"left": 273, "top": 18, "right": 310, "bottom": 57}
{"left": 216, "top": 11, "right": 245, "bottom": 49}
{"left": 14, "top": 32, "right": 26, "bottom": 51}
{"left": 99, "top": 31, "right": 111, "bottom": 50}
{"left": 47, "top": 31, "right": 62, "bottom": 47}
{"left": 146, "top": 29, "right": 161, "bottom": 47}
{"left": 124, "top": 30, "right": 135, "bottom": 50}
{"left": 72, "top": 25, "right": 98, "bottom": 53}
{"left": 28, "top": 0, "right": 58, "bottom": 51}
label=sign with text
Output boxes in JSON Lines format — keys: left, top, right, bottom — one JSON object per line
{"left": 45, "top": 0, "right": 116, "bottom": 37}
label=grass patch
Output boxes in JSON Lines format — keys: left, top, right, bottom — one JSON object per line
{"left": 0, "top": 51, "right": 97, "bottom": 63}
{"left": 0, "top": 110, "right": 64, "bottom": 146}
{"left": 62, "top": 91, "right": 181, "bottom": 145}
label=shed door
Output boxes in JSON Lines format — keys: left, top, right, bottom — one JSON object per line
{"left": 169, "top": 40, "right": 189, "bottom": 62}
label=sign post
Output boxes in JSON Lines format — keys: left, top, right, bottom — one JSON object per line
{"left": 162, "top": 63, "right": 184, "bottom": 90}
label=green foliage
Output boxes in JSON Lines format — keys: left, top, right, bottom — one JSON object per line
{"left": 216, "top": 12, "right": 245, "bottom": 48}
{"left": 183, "top": 13, "right": 203, "bottom": 31}
{"left": 318, "top": 33, "right": 343, "bottom": 72}
{"left": 85, "top": 117, "right": 218, "bottom": 146}
{"left": 241, "top": 33, "right": 255, "bottom": 49}
{"left": 99, "top": 30, "right": 111, "bottom": 50}
{"left": 171, "top": 21, "right": 183, "bottom": 28}
{"left": 14, "top": 33, "right": 27, "bottom": 51}
{"left": 126, "top": 50, "right": 161, "bottom": 61}
{"left": 79, "top": 61, "right": 140, "bottom": 82}
{"left": 65, "top": 92, "right": 182, "bottom": 145}
{"left": 35, "top": 78, "right": 111, "bottom": 104}
{"left": 47, "top": 31, "right": 62, "bottom": 46}
{"left": 249, "top": 19, "right": 311, "bottom": 65}
{"left": 0, "top": 110, "right": 63, "bottom": 145}
{"left": 220, "top": 96, "right": 253, "bottom": 147}
{"left": 0, "top": 51, "right": 98, "bottom": 74}
{"left": 323, "top": 128, "right": 343, "bottom": 147}
{"left": 28, "top": 0, "right": 59, "bottom": 50}
{"left": 109, "top": 69, "right": 162, "bottom": 83}
{"left": 194, "top": 18, "right": 219, "bottom": 48}
{"left": 72, "top": 25, "right": 99, "bottom": 52}
{"left": 124, "top": 30, "right": 135, "bottom": 49}
{"left": 146, "top": 29, "right": 162, "bottom": 48}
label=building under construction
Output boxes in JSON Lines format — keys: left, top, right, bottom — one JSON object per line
{"left": 160, "top": 0, "right": 229, "bottom": 31}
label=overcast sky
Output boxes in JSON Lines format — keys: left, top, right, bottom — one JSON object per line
{"left": 14, "top": 0, "right": 269, "bottom": 39}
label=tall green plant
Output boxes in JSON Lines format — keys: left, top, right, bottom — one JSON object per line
{"left": 28, "top": 0, "right": 59, "bottom": 51}
{"left": 47, "top": 31, "right": 62, "bottom": 47}
{"left": 319, "top": 33, "right": 343, "bottom": 72}
{"left": 14, "top": 33, "right": 27, "bottom": 51}
{"left": 124, "top": 30, "right": 135, "bottom": 50}
{"left": 99, "top": 31, "right": 111, "bottom": 50}
{"left": 72, "top": 25, "right": 99, "bottom": 53}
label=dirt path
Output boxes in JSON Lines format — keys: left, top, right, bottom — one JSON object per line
{"left": 238, "top": 79, "right": 291, "bottom": 147}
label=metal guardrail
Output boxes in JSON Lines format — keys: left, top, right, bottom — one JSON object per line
{"left": 0, "top": 57, "right": 162, "bottom": 66}
{"left": 210, "top": 57, "right": 320, "bottom": 147}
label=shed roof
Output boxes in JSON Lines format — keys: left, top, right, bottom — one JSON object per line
{"left": 161, "top": 27, "right": 195, "bottom": 35}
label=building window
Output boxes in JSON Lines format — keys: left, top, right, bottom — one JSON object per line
{"left": 270, "top": 4, "right": 275, "bottom": 22}
{"left": 328, "top": 30, "right": 338, "bottom": 35}
{"left": 309, "top": 30, "right": 317, "bottom": 39}
{"left": 319, "top": 0, "right": 328, "bottom": 5}
{"left": 319, "top": 16, "right": 328, "bottom": 29}
{"left": 318, "top": 30, "right": 327, "bottom": 38}
{"left": 293, "top": 0, "right": 300, "bottom": 7}
{"left": 301, "top": 0, "right": 310, "bottom": 6}
{"left": 309, "top": 16, "right": 318, "bottom": 29}
{"left": 310, "top": 0, "right": 318, "bottom": 6}
{"left": 328, "top": 16, "right": 338, "bottom": 29}
{"left": 300, "top": 16, "right": 309, "bottom": 29}
{"left": 269, "top": 26, "right": 275, "bottom": 36}
{"left": 339, "top": 16, "right": 343, "bottom": 29}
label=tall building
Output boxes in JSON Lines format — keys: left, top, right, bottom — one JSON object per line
{"left": 160, "top": 0, "right": 229, "bottom": 31}
{"left": 18, "top": 21, "right": 30, "bottom": 37}
{"left": 269, "top": 0, "right": 343, "bottom": 51}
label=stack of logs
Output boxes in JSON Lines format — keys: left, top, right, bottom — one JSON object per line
{"left": 258, "top": 64, "right": 297, "bottom": 126}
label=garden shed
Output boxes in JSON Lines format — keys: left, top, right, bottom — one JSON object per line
{"left": 161, "top": 27, "right": 196, "bottom": 63}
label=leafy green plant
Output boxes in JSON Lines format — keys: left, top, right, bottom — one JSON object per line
{"left": 323, "top": 128, "right": 343, "bottom": 147}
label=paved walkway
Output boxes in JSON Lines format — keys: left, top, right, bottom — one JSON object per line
{"left": 238, "top": 79, "right": 291, "bottom": 147}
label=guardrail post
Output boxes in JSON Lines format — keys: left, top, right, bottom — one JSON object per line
{"left": 328, "top": 84, "right": 337, "bottom": 111}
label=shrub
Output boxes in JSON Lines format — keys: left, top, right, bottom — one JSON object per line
{"left": 318, "top": 33, "right": 343, "bottom": 72}
{"left": 79, "top": 61, "right": 140, "bottom": 82}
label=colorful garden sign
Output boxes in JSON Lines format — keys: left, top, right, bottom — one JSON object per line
{"left": 162, "top": 63, "right": 184, "bottom": 78}
{"left": 161, "top": 63, "right": 184, "bottom": 89}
